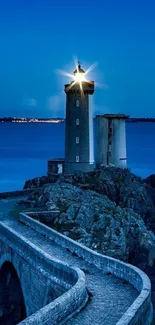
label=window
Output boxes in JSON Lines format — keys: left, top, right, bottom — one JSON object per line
{"left": 76, "top": 156, "right": 79, "bottom": 162}
{"left": 76, "top": 137, "right": 79, "bottom": 144}
{"left": 76, "top": 118, "right": 79, "bottom": 125}
{"left": 76, "top": 100, "right": 80, "bottom": 107}
{"left": 109, "top": 120, "right": 112, "bottom": 128}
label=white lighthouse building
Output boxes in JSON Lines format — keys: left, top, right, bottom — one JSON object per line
{"left": 95, "top": 114, "right": 129, "bottom": 168}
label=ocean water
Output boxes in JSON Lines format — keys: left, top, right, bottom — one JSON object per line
{"left": 0, "top": 122, "right": 155, "bottom": 192}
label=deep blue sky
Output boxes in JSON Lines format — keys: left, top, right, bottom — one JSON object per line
{"left": 0, "top": 0, "right": 155, "bottom": 117}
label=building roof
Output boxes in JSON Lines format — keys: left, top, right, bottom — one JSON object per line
{"left": 73, "top": 63, "right": 85, "bottom": 75}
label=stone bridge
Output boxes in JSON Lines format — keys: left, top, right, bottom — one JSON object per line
{"left": 0, "top": 195, "right": 153, "bottom": 325}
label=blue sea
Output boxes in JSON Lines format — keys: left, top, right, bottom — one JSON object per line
{"left": 0, "top": 122, "right": 155, "bottom": 192}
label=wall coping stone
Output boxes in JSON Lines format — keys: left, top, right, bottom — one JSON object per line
{"left": 0, "top": 187, "right": 43, "bottom": 198}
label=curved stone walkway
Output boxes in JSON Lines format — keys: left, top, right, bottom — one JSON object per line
{"left": 0, "top": 197, "right": 139, "bottom": 324}
{"left": 0, "top": 213, "right": 138, "bottom": 325}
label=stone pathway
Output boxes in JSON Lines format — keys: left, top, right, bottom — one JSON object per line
{"left": 1, "top": 215, "right": 138, "bottom": 325}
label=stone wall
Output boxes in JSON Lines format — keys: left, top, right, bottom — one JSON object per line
{"left": 0, "top": 220, "right": 87, "bottom": 324}
{"left": 0, "top": 239, "right": 50, "bottom": 317}
{"left": 0, "top": 188, "right": 42, "bottom": 198}
{"left": 19, "top": 212, "right": 153, "bottom": 325}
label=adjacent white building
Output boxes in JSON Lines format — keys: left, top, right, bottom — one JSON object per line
{"left": 95, "top": 114, "right": 129, "bottom": 169}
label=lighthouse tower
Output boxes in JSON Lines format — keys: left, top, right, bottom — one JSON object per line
{"left": 64, "top": 63, "right": 95, "bottom": 174}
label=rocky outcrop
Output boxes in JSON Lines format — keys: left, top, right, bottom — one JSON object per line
{"left": 22, "top": 178, "right": 155, "bottom": 267}
{"left": 144, "top": 174, "right": 155, "bottom": 190}
{"left": 24, "top": 168, "right": 155, "bottom": 234}
{"left": 69, "top": 168, "right": 155, "bottom": 233}
{"left": 23, "top": 174, "right": 58, "bottom": 189}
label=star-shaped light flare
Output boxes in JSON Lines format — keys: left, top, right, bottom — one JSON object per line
{"left": 56, "top": 60, "right": 108, "bottom": 95}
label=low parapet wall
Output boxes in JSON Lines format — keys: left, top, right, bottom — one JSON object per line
{"left": 0, "top": 187, "right": 43, "bottom": 199}
{"left": 19, "top": 212, "right": 153, "bottom": 325}
{"left": 0, "top": 220, "right": 87, "bottom": 325}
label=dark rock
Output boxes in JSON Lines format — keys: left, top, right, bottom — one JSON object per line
{"left": 19, "top": 199, "right": 36, "bottom": 208}
{"left": 24, "top": 181, "right": 154, "bottom": 267}
{"left": 23, "top": 174, "right": 58, "bottom": 189}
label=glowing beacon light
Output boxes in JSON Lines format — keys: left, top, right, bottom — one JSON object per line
{"left": 73, "top": 63, "right": 87, "bottom": 83}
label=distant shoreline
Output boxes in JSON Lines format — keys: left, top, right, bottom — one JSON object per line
{"left": 0, "top": 117, "right": 65, "bottom": 123}
{"left": 0, "top": 117, "right": 155, "bottom": 123}
{"left": 127, "top": 118, "right": 155, "bottom": 123}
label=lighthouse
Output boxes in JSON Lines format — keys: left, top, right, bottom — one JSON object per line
{"left": 64, "top": 63, "right": 95, "bottom": 174}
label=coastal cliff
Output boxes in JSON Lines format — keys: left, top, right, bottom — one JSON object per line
{"left": 23, "top": 167, "right": 155, "bottom": 237}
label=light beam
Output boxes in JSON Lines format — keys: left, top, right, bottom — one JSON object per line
{"left": 56, "top": 59, "right": 107, "bottom": 94}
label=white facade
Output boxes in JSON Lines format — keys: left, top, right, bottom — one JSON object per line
{"left": 89, "top": 98, "right": 95, "bottom": 164}
{"left": 95, "top": 116, "right": 108, "bottom": 168}
{"left": 95, "top": 114, "right": 128, "bottom": 168}
{"left": 111, "top": 119, "right": 127, "bottom": 168}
